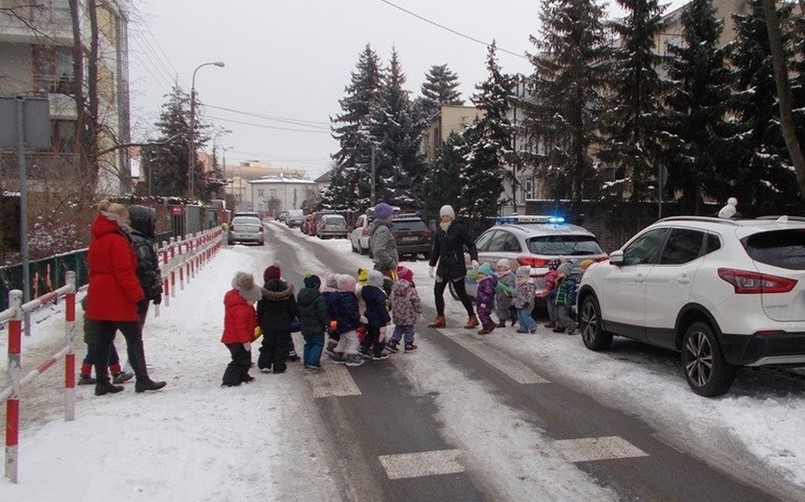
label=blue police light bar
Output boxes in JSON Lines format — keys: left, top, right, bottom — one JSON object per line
{"left": 495, "top": 215, "right": 566, "bottom": 225}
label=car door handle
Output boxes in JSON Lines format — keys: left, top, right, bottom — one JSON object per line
{"left": 634, "top": 275, "right": 646, "bottom": 283}
{"left": 677, "top": 275, "right": 691, "bottom": 284}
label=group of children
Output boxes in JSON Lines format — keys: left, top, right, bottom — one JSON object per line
{"left": 219, "top": 262, "right": 422, "bottom": 386}
{"left": 471, "top": 257, "right": 593, "bottom": 336}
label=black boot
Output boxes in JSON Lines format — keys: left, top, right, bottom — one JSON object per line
{"left": 135, "top": 379, "right": 167, "bottom": 393}
{"left": 95, "top": 382, "right": 124, "bottom": 396}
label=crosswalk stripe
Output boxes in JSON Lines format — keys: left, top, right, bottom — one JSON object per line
{"left": 552, "top": 436, "right": 649, "bottom": 462}
{"left": 307, "top": 364, "right": 362, "bottom": 398}
{"left": 378, "top": 449, "right": 464, "bottom": 479}
{"left": 439, "top": 329, "right": 550, "bottom": 384}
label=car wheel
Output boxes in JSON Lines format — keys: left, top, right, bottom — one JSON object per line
{"left": 682, "top": 321, "right": 736, "bottom": 397}
{"left": 579, "top": 295, "right": 612, "bottom": 350}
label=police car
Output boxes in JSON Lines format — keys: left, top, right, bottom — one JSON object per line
{"left": 455, "top": 215, "right": 607, "bottom": 304}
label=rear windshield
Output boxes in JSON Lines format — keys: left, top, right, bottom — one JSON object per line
{"left": 526, "top": 235, "right": 604, "bottom": 256}
{"left": 231, "top": 217, "right": 261, "bottom": 226}
{"left": 392, "top": 219, "right": 428, "bottom": 231}
{"left": 324, "top": 216, "right": 345, "bottom": 224}
{"left": 743, "top": 229, "right": 805, "bottom": 270}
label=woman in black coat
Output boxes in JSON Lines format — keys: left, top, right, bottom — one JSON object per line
{"left": 427, "top": 205, "right": 479, "bottom": 329}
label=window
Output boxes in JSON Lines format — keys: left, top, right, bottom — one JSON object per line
{"left": 744, "top": 230, "right": 805, "bottom": 270}
{"left": 523, "top": 177, "right": 533, "bottom": 201}
{"left": 623, "top": 228, "right": 668, "bottom": 266}
{"left": 488, "top": 231, "right": 521, "bottom": 253}
{"left": 52, "top": 120, "right": 76, "bottom": 153}
{"left": 475, "top": 231, "right": 496, "bottom": 252}
{"left": 32, "top": 45, "right": 74, "bottom": 94}
{"left": 257, "top": 189, "right": 264, "bottom": 197}
{"left": 527, "top": 235, "right": 604, "bottom": 256}
{"left": 659, "top": 229, "right": 704, "bottom": 265}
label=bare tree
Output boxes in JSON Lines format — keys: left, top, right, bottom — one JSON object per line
{"left": 761, "top": 0, "right": 805, "bottom": 196}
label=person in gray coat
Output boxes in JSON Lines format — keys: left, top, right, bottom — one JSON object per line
{"left": 369, "top": 202, "right": 399, "bottom": 277}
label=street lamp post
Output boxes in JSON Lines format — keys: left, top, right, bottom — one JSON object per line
{"left": 188, "top": 61, "right": 225, "bottom": 200}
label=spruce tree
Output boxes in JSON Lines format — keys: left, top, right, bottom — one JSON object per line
{"left": 660, "top": 0, "right": 732, "bottom": 214}
{"left": 421, "top": 132, "right": 467, "bottom": 217}
{"left": 417, "top": 64, "right": 464, "bottom": 119}
{"left": 522, "top": 0, "right": 610, "bottom": 220}
{"left": 366, "top": 48, "right": 427, "bottom": 210}
{"left": 324, "top": 44, "right": 383, "bottom": 210}
{"left": 142, "top": 85, "right": 208, "bottom": 198}
{"left": 460, "top": 42, "right": 515, "bottom": 221}
{"left": 724, "top": 0, "right": 799, "bottom": 212}
{"left": 599, "top": 0, "right": 669, "bottom": 204}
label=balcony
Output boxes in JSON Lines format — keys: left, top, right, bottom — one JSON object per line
{"left": 0, "top": 3, "right": 73, "bottom": 45}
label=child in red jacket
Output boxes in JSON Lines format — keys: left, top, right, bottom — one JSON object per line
{"left": 221, "top": 271, "right": 261, "bottom": 387}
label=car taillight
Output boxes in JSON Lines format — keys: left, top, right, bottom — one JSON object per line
{"left": 717, "top": 268, "right": 797, "bottom": 294}
{"left": 517, "top": 256, "right": 548, "bottom": 267}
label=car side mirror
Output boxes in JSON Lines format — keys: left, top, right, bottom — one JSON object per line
{"left": 609, "top": 250, "right": 624, "bottom": 265}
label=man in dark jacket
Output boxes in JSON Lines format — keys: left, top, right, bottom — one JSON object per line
{"left": 127, "top": 205, "right": 163, "bottom": 329}
{"left": 257, "top": 263, "right": 299, "bottom": 374}
{"left": 428, "top": 205, "right": 479, "bottom": 329}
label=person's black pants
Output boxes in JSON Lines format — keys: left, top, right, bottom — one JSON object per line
{"left": 259, "top": 330, "right": 291, "bottom": 373}
{"left": 93, "top": 320, "right": 149, "bottom": 384}
{"left": 434, "top": 278, "right": 474, "bottom": 317}
{"left": 223, "top": 343, "right": 251, "bottom": 385}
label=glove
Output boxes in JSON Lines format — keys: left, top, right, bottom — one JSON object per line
{"left": 428, "top": 266, "right": 435, "bottom": 278}
{"left": 360, "top": 315, "right": 368, "bottom": 324}
{"left": 243, "top": 342, "right": 251, "bottom": 351}
{"left": 480, "top": 304, "right": 487, "bottom": 310}
{"left": 253, "top": 326, "right": 263, "bottom": 341}
{"left": 153, "top": 294, "right": 162, "bottom": 306}
{"left": 471, "top": 260, "right": 479, "bottom": 269}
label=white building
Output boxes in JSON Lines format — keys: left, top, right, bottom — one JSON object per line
{"left": 247, "top": 175, "right": 318, "bottom": 213}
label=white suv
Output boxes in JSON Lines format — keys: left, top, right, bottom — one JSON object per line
{"left": 577, "top": 215, "right": 805, "bottom": 397}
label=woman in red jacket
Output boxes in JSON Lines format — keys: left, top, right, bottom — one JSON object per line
{"left": 221, "top": 272, "right": 261, "bottom": 386}
{"left": 85, "top": 200, "right": 166, "bottom": 396}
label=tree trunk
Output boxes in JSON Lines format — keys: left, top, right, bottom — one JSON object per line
{"left": 762, "top": 0, "right": 805, "bottom": 196}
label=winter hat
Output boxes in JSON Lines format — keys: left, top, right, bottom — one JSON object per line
{"left": 396, "top": 265, "right": 414, "bottom": 283}
{"left": 263, "top": 262, "right": 281, "bottom": 282}
{"left": 439, "top": 205, "right": 456, "bottom": 219}
{"left": 579, "top": 259, "right": 594, "bottom": 271}
{"left": 97, "top": 199, "right": 130, "bottom": 228}
{"left": 336, "top": 274, "right": 357, "bottom": 293}
{"left": 303, "top": 272, "right": 321, "bottom": 289}
{"left": 373, "top": 202, "right": 394, "bottom": 220}
{"left": 548, "top": 259, "right": 561, "bottom": 271}
{"left": 496, "top": 258, "right": 512, "bottom": 271}
{"left": 324, "top": 272, "right": 338, "bottom": 289}
{"left": 515, "top": 265, "right": 530, "bottom": 277}
{"left": 232, "top": 272, "right": 262, "bottom": 303}
{"left": 478, "top": 262, "right": 494, "bottom": 276}
{"left": 367, "top": 270, "right": 384, "bottom": 288}
{"left": 357, "top": 267, "right": 370, "bottom": 284}
{"left": 557, "top": 262, "right": 573, "bottom": 276}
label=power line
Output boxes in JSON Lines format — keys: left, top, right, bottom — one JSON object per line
{"left": 206, "top": 104, "right": 330, "bottom": 129}
{"left": 205, "top": 115, "right": 331, "bottom": 134}
{"left": 377, "top": 0, "right": 527, "bottom": 59}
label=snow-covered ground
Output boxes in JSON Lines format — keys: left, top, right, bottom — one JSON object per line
{"left": 0, "top": 223, "right": 803, "bottom": 501}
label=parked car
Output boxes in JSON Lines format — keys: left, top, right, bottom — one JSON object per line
{"left": 275, "top": 210, "right": 289, "bottom": 222}
{"left": 577, "top": 215, "right": 805, "bottom": 397}
{"left": 316, "top": 214, "right": 348, "bottom": 239}
{"left": 285, "top": 209, "right": 305, "bottom": 227}
{"left": 227, "top": 215, "right": 265, "bottom": 246}
{"left": 308, "top": 210, "right": 338, "bottom": 236}
{"left": 457, "top": 215, "right": 607, "bottom": 300}
{"left": 300, "top": 214, "right": 312, "bottom": 234}
{"left": 349, "top": 212, "right": 432, "bottom": 259}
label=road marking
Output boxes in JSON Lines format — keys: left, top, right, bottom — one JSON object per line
{"left": 307, "top": 364, "right": 362, "bottom": 398}
{"left": 378, "top": 449, "right": 464, "bottom": 479}
{"left": 553, "top": 436, "right": 649, "bottom": 462}
{"left": 439, "top": 329, "right": 550, "bottom": 384}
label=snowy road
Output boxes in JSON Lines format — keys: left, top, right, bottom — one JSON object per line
{"left": 0, "top": 221, "right": 803, "bottom": 501}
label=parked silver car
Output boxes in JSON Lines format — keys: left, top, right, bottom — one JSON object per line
{"left": 316, "top": 214, "right": 348, "bottom": 239}
{"left": 227, "top": 216, "right": 265, "bottom": 246}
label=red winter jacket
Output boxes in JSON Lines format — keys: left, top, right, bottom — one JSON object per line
{"left": 221, "top": 289, "right": 257, "bottom": 344}
{"left": 85, "top": 214, "right": 144, "bottom": 322}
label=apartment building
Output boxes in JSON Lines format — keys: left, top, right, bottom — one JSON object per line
{"left": 0, "top": 0, "right": 131, "bottom": 195}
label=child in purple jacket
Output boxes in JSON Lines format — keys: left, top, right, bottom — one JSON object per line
{"left": 475, "top": 263, "right": 498, "bottom": 334}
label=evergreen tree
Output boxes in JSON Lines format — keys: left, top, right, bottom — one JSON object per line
{"left": 417, "top": 64, "right": 464, "bottom": 119}
{"left": 660, "top": 0, "right": 732, "bottom": 214}
{"left": 323, "top": 44, "right": 383, "bottom": 210}
{"left": 522, "top": 0, "right": 610, "bottom": 220}
{"left": 142, "top": 86, "right": 209, "bottom": 198}
{"left": 724, "top": 0, "right": 799, "bottom": 212}
{"left": 366, "top": 47, "right": 427, "bottom": 209}
{"left": 599, "top": 0, "right": 669, "bottom": 204}
{"left": 422, "top": 132, "right": 467, "bottom": 218}
{"left": 460, "top": 42, "right": 515, "bottom": 221}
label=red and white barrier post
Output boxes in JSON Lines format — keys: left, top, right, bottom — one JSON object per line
{"left": 4, "top": 289, "right": 23, "bottom": 483}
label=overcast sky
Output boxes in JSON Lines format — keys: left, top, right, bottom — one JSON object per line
{"left": 127, "top": 0, "right": 687, "bottom": 180}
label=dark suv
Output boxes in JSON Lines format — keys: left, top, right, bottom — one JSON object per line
{"left": 389, "top": 214, "right": 433, "bottom": 260}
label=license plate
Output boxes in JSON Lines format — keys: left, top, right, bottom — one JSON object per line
{"left": 401, "top": 236, "right": 418, "bottom": 242}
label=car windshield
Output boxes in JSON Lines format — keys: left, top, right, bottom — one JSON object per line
{"left": 231, "top": 217, "right": 261, "bottom": 226}
{"left": 526, "top": 235, "right": 603, "bottom": 256}
{"left": 743, "top": 229, "right": 805, "bottom": 270}
{"left": 392, "top": 219, "right": 427, "bottom": 231}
